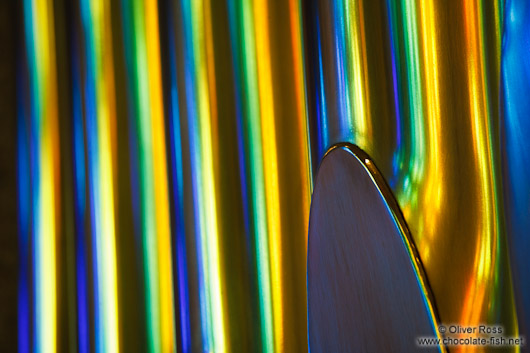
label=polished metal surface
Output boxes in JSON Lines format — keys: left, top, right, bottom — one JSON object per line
{"left": 502, "top": 0, "right": 530, "bottom": 341}
{"left": 308, "top": 144, "right": 442, "bottom": 352}
{"left": 304, "top": 1, "right": 519, "bottom": 345}
{"left": 16, "top": 0, "right": 529, "bottom": 351}
{"left": 17, "top": 0, "right": 312, "bottom": 351}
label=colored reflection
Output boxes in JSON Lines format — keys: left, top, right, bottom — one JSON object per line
{"left": 79, "top": 0, "right": 120, "bottom": 351}
{"left": 20, "top": 0, "right": 60, "bottom": 351}
{"left": 18, "top": 0, "right": 310, "bottom": 351}
{"left": 502, "top": 0, "right": 530, "bottom": 340}
{"left": 15, "top": 0, "right": 529, "bottom": 351}
{"left": 304, "top": 0, "right": 520, "bottom": 350}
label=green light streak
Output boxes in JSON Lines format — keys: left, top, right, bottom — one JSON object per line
{"left": 239, "top": 0, "right": 274, "bottom": 351}
{"left": 124, "top": 0, "right": 161, "bottom": 351}
{"left": 399, "top": 0, "right": 425, "bottom": 209}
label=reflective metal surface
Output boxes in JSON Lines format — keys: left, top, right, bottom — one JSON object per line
{"left": 14, "top": 0, "right": 530, "bottom": 351}
{"left": 304, "top": 0, "right": 519, "bottom": 344}
{"left": 17, "top": 0, "right": 311, "bottom": 351}
{"left": 502, "top": 0, "right": 530, "bottom": 341}
{"left": 308, "top": 144, "right": 442, "bottom": 352}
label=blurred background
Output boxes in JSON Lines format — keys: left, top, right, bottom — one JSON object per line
{"left": 3, "top": 0, "right": 529, "bottom": 351}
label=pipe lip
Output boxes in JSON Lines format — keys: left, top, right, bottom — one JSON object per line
{"left": 308, "top": 142, "right": 445, "bottom": 352}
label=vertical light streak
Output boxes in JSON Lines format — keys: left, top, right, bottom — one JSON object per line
{"left": 182, "top": 0, "right": 226, "bottom": 349}
{"left": 344, "top": 0, "right": 371, "bottom": 147}
{"left": 288, "top": 0, "right": 313, "bottom": 240}
{"left": 239, "top": 0, "right": 274, "bottom": 350}
{"left": 493, "top": 0, "right": 503, "bottom": 81}
{"left": 397, "top": 0, "right": 426, "bottom": 219}
{"left": 357, "top": 1, "right": 371, "bottom": 143}
{"left": 502, "top": 0, "right": 530, "bottom": 338}
{"left": 98, "top": 1, "right": 119, "bottom": 351}
{"left": 23, "top": 0, "right": 60, "bottom": 351}
{"left": 203, "top": 0, "right": 226, "bottom": 349}
{"left": 253, "top": 0, "right": 283, "bottom": 350}
{"left": 461, "top": 0, "right": 500, "bottom": 330}
{"left": 144, "top": 0, "right": 177, "bottom": 351}
{"left": 167, "top": 2, "right": 191, "bottom": 349}
{"left": 226, "top": 0, "right": 253, "bottom": 242}
{"left": 129, "top": 16, "right": 158, "bottom": 351}
{"left": 80, "top": 0, "right": 121, "bottom": 351}
{"left": 386, "top": 0, "right": 403, "bottom": 184}
{"left": 418, "top": 0, "right": 443, "bottom": 260}
{"left": 125, "top": 0, "right": 160, "bottom": 350}
{"left": 316, "top": 16, "right": 329, "bottom": 156}
{"left": 332, "top": 1, "right": 353, "bottom": 135}
{"left": 170, "top": 79, "right": 191, "bottom": 353}
{"left": 17, "top": 48, "right": 31, "bottom": 353}
{"left": 193, "top": 0, "right": 226, "bottom": 350}
{"left": 180, "top": 0, "right": 211, "bottom": 349}
{"left": 72, "top": 13, "right": 89, "bottom": 352}
{"left": 123, "top": 0, "right": 178, "bottom": 350}
{"left": 129, "top": 11, "right": 158, "bottom": 350}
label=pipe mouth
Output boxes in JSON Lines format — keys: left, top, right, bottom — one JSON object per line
{"left": 307, "top": 143, "right": 444, "bottom": 352}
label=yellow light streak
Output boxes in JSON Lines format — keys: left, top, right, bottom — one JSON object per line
{"left": 144, "top": 0, "right": 177, "bottom": 351}
{"left": 419, "top": 0, "right": 443, "bottom": 260}
{"left": 346, "top": 0, "right": 371, "bottom": 148}
{"left": 461, "top": 0, "right": 497, "bottom": 336}
{"left": 91, "top": 0, "right": 120, "bottom": 350}
{"left": 36, "top": 0, "right": 60, "bottom": 351}
{"left": 289, "top": 0, "right": 313, "bottom": 249}
{"left": 191, "top": 0, "right": 225, "bottom": 350}
{"left": 253, "top": 0, "right": 283, "bottom": 349}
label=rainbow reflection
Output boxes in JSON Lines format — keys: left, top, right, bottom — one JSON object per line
{"left": 16, "top": 0, "right": 529, "bottom": 352}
